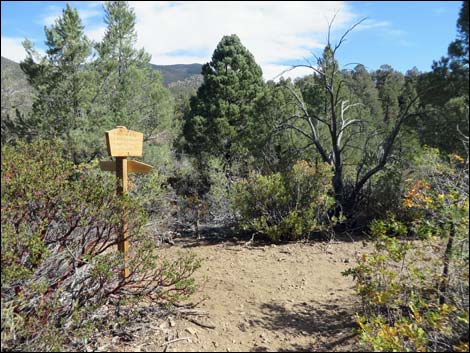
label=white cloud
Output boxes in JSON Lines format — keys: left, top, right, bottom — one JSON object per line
{"left": 355, "top": 19, "right": 391, "bottom": 31}
{"left": 86, "top": 26, "right": 106, "bottom": 42}
{"left": 432, "top": 7, "right": 448, "bottom": 15}
{"left": 4, "top": 1, "right": 366, "bottom": 81}
{"left": 79, "top": 8, "right": 102, "bottom": 22}
{"left": 42, "top": 5, "right": 62, "bottom": 26}
{"left": 262, "top": 64, "right": 316, "bottom": 81}
{"left": 1, "top": 37, "right": 27, "bottom": 63}
{"left": 85, "top": 1, "right": 105, "bottom": 9}
{"left": 129, "top": 1, "right": 356, "bottom": 79}
{"left": 42, "top": 5, "right": 101, "bottom": 27}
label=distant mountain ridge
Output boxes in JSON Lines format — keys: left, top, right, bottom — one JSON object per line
{"left": 1, "top": 56, "right": 21, "bottom": 69}
{"left": 1, "top": 56, "right": 202, "bottom": 86}
{"left": 150, "top": 63, "right": 203, "bottom": 85}
{"left": 1, "top": 56, "right": 34, "bottom": 120}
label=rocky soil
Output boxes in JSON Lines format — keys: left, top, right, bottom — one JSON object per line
{"left": 97, "top": 233, "right": 372, "bottom": 352}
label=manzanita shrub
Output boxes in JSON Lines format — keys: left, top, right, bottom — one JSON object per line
{"left": 344, "top": 150, "right": 469, "bottom": 352}
{"left": 232, "top": 160, "right": 338, "bottom": 241}
{"left": 1, "top": 139, "right": 200, "bottom": 351}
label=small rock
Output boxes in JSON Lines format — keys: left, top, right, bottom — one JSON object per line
{"left": 97, "top": 344, "right": 109, "bottom": 352}
{"left": 168, "top": 317, "right": 176, "bottom": 327}
{"left": 185, "top": 327, "right": 198, "bottom": 336}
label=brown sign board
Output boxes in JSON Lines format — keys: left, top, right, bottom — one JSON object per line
{"left": 99, "top": 126, "right": 153, "bottom": 279}
{"left": 105, "top": 127, "right": 143, "bottom": 157}
{"left": 100, "top": 160, "right": 153, "bottom": 174}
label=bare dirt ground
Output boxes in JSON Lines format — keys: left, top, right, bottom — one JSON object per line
{"left": 103, "top": 230, "right": 372, "bottom": 352}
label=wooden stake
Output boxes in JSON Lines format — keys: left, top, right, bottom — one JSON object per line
{"left": 116, "top": 156, "right": 129, "bottom": 279}
{"left": 100, "top": 126, "right": 153, "bottom": 280}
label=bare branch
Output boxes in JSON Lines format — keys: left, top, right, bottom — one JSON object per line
{"left": 333, "top": 18, "right": 368, "bottom": 55}
{"left": 352, "top": 95, "right": 421, "bottom": 198}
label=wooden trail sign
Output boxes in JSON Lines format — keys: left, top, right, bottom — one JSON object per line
{"left": 99, "top": 160, "right": 153, "bottom": 174}
{"left": 106, "top": 126, "right": 143, "bottom": 157}
{"left": 100, "top": 126, "right": 153, "bottom": 279}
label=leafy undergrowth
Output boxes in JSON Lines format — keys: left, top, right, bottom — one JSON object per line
{"left": 1, "top": 140, "right": 200, "bottom": 351}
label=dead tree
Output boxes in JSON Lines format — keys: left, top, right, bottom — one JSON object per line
{"left": 277, "top": 17, "right": 421, "bottom": 218}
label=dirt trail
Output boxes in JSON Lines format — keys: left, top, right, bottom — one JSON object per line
{"left": 108, "top": 235, "right": 371, "bottom": 352}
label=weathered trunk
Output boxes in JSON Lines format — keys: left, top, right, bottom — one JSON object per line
{"left": 332, "top": 168, "right": 345, "bottom": 205}
{"left": 439, "top": 224, "right": 455, "bottom": 305}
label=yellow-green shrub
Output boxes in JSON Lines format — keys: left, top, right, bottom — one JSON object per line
{"left": 344, "top": 151, "right": 469, "bottom": 351}
{"left": 232, "top": 160, "right": 336, "bottom": 241}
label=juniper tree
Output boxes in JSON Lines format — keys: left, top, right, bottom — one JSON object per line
{"left": 183, "top": 34, "right": 265, "bottom": 167}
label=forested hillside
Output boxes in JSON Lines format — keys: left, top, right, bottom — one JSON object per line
{"left": 1, "top": 1, "right": 468, "bottom": 352}
{"left": 151, "top": 63, "right": 202, "bottom": 85}
{"left": 1, "top": 56, "right": 34, "bottom": 134}
{"left": 2, "top": 56, "right": 201, "bottom": 86}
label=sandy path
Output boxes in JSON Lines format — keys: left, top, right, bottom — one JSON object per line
{"left": 150, "top": 237, "right": 369, "bottom": 352}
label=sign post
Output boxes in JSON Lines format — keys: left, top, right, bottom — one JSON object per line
{"left": 100, "top": 126, "right": 153, "bottom": 279}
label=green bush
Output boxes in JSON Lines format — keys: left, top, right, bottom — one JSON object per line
{"left": 1, "top": 139, "right": 200, "bottom": 351}
{"left": 232, "top": 160, "right": 336, "bottom": 241}
{"left": 344, "top": 151, "right": 469, "bottom": 352}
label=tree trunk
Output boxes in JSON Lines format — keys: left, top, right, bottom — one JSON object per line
{"left": 439, "top": 223, "right": 455, "bottom": 305}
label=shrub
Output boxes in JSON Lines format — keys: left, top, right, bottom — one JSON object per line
{"left": 232, "top": 160, "right": 337, "bottom": 241}
{"left": 344, "top": 151, "right": 469, "bottom": 351}
{"left": 1, "top": 139, "right": 200, "bottom": 351}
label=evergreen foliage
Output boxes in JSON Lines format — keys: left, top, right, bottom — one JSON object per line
{"left": 6, "top": 2, "right": 174, "bottom": 166}
{"left": 411, "top": 1, "right": 469, "bottom": 156}
{"left": 19, "top": 4, "right": 95, "bottom": 162}
{"left": 183, "top": 34, "right": 265, "bottom": 165}
{"left": 0, "top": 2, "right": 469, "bottom": 350}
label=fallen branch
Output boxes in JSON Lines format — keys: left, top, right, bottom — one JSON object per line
{"left": 171, "top": 299, "right": 205, "bottom": 309}
{"left": 161, "top": 337, "right": 191, "bottom": 347}
{"left": 187, "top": 317, "right": 216, "bottom": 329}
{"left": 176, "top": 308, "right": 209, "bottom": 317}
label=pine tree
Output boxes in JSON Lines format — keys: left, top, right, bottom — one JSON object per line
{"left": 414, "top": 1, "right": 469, "bottom": 155}
{"left": 20, "top": 4, "right": 95, "bottom": 162}
{"left": 448, "top": 1, "right": 469, "bottom": 66}
{"left": 373, "top": 65, "right": 404, "bottom": 124}
{"left": 94, "top": 1, "right": 173, "bottom": 141}
{"left": 183, "top": 34, "right": 265, "bottom": 165}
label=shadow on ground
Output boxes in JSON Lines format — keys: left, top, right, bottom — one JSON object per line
{"left": 249, "top": 299, "right": 360, "bottom": 352}
{"left": 172, "top": 223, "right": 369, "bottom": 249}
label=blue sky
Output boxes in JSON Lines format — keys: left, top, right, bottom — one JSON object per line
{"left": 1, "top": 1, "right": 463, "bottom": 80}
